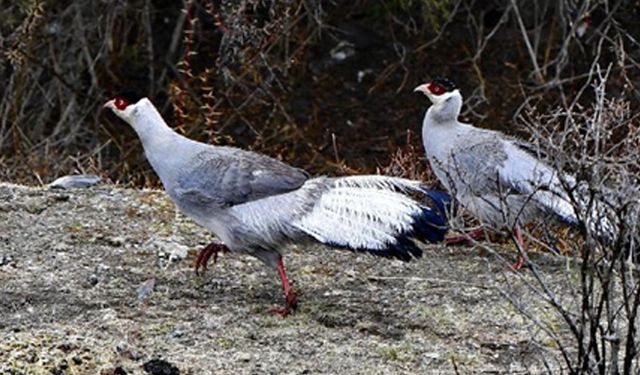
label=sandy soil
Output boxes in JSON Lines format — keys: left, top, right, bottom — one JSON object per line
{"left": 0, "top": 183, "right": 574, "bottom": 374}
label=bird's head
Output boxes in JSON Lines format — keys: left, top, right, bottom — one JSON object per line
{"left": 103, "top": 91, "right": 145, "bottom": 124}
{"left": 413, "top": 77, "right": 459, "bottom": 105}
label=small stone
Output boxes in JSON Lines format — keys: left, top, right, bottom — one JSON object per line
{"left": 50, "top": 194, "right": 70, "bottom": 202}
{"left": 59, "top": 359, "right": 69, "bottom": 369}
{"left": 106, "top": 236, "right": 125, "bottom": 247}
{"left": 52, "top": 242, "right": 70, "bottom": 252}
{"left": 72, "top": 356, "right": 83, "bottom": 365}
{"left": 0, "top": 254, "right": 12, "bottom": 267}
{"left": 168, "top": 328, "right": 184, "bottom": 338}
{"left": 26, "top": 351, "right": 38, "bottom": 363}
{"left": 137, "top": 278, "right": 156, "bottom": 301}
{"left": 142, "top": 359, "right": 180, "bottom": 375}
{"left": 49, "top": 174, "right": 101, "bottom": 189}
{"left": 236, "top": 352, "right": 252, "bottom": 362}
{"left": 150, "top": 238, "right": 189, "bottom": 263}
{"left": 423, "top": 352, "right": 441, "bottom": 360}
{"left": 87, "top": 274, "right": 99, "bottom": 286}
{"left": 116, "top": 344, "right": 143, "bottom": 361}
{"left": 96, "top": 263, "right": 110, "bottom": 273}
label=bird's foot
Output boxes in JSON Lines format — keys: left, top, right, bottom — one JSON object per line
{"left": 268, "top": 290, "right": 298, "bottom": 317}
{"left": 194, "top": 242, "right": 229, "bottom": 275}
{"left": 445, "top": 228, "right": 486, "bottom": 246}
{"left": 445, "top": 235, "right": 474, "bottom": 246}
{"left": 511, "top": 256, "right": 525, "bottom": 271}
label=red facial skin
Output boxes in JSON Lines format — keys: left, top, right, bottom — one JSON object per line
{"left": 428, "top": 82, "right": 445, "bottom": 96}
{"left": 114, "top": 97, "right": 130, "bottom": 110}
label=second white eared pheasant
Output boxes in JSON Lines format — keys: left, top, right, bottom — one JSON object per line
{"left": 414, "top": 77, "right": 617, "bottom": 269}
{"left": 104, "top": 95, "right": 450, "bottom": 316}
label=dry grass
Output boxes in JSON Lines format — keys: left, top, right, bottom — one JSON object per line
{"left": 0, "top": 182, "right": 580, "bottom": 373}
{"left": 1, "top": 1, "right": 638, "bottom": 186}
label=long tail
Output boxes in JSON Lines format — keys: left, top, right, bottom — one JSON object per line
{"left": 293, "top": 176, "right": 449, "bottom": 261}
{"left": 573, "top": 183, "right": 619, "bottom": 246}
{"left": 534, "top": 179, "right": 620, "bottom": 246}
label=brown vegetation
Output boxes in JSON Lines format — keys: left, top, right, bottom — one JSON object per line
{"left": 1, "top": 0, "right": 638, "bottom": 186}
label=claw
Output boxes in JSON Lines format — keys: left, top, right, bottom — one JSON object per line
{"left": 194, "top": 242, "right": 229, "bottom": 275}
{"left": 268, "top": 291, "right": 298, "bottom": 317}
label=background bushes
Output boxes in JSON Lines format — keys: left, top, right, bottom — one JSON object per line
{"left": 0, "top": 0, "right": 638, "bottom": 185}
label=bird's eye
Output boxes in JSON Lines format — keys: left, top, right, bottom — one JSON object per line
{"left": 428, "top": 83, "right": 445, "bottom": 96}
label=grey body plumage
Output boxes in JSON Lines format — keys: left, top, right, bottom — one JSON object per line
{"left": 415, "top": 79, "right": 616, "bottom": 245}
{"left": 105, "top": 97, "right": 449, "bottom": 270}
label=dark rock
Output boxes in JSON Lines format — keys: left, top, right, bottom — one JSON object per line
{"left": 0, "top": 254, "right": 12, "bottom": 267}
{"left": 143, "top": 359, "right": 180, "bottom": 375}
{"left": 50, "top": 361, "right": 68, "bottom": 375}
{"left": 101, "top": 367, "right": 128, "bottom": 375}
{"left": 87, "top": 274, "right": 99, "bottom": 287}
{"left": 58, "top": 359, "right": 69, "bottom": 369}
{"left": 49, "top": 194, "right": 70, "bottom": 202}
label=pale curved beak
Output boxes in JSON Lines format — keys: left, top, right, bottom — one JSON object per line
{"left": 103, "top": 99, "right": 115, "bottom": 110}
{"left": 413, "top": 83, "right": 429, "bottom": 94}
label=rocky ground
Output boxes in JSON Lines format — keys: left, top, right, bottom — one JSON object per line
{"left": 0, "top": 182, "right": 578, "bottom": 374}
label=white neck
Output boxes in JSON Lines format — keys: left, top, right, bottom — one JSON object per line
{"left": 127, "top": 99, "right": 178, "bottom": 148}
{"left": 124, "top": 99, "right": 191, "bottom": 184}
{"left": 425, "top": 90, "right": 462, "bottom": 125}
{"left": 421, "top": 90, "right": 464, "bottom": 165}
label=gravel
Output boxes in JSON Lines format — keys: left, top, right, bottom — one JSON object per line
{"left": 0, "top": 182, "right": 575, "bottom": 374}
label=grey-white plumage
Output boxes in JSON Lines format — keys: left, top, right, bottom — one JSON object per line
{"left": 415, "top": 79, "right": 616, "bottom": 245}
{"left": 425, "top": 117, "right": 576, "bottom": 229}
{"left": 105, "top": 97, "right": 448, "bottom": 270}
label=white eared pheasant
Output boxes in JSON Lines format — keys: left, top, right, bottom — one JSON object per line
{"left": 414, "top": 77, "right": 617, "bottom": 269}
{"left": 104, "top": 95, "right": 450, "bottom": 315}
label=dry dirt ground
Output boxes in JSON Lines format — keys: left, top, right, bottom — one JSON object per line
{"left": 0, "top": 183, "right": 577, "bottom": 374}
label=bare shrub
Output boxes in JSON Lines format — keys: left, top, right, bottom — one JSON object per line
{"left": 493, "top": 67, "right": 640, "bottom": 373}
{"left": 1, "top": 0, "right": 638, "bottom": 186}
{"left": 0, "top": 0, "right": 330, "bottom": 185}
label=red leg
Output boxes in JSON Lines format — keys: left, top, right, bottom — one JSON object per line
{"left": 195, "top": 242, "right": 229, "bottom": 275}
{"left": 269, "top": 256, "right": 298, "bottom": 317}
{"left": 445, "top": 227, "right": 487, "bottom": 246}
{"left": 512, "top": 225, "right": 525, "bottom": 271}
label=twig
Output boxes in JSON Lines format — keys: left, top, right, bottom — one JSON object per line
{"left": 509, "top": 0, "right": 545, "bottom": 84}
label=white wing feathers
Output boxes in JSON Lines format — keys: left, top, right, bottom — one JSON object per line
{"left": 293, "top": 176, "right": 447, "bottom": 259}
{"left": 294, "top": 186, "right": 417, "bottom": 248}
